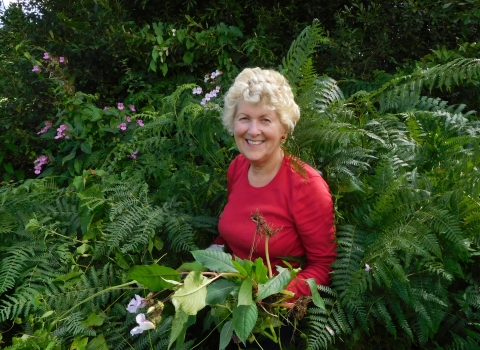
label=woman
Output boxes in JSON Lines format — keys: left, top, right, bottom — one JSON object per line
{"left": 210, "top": 67, "right": 336, "bottom": 302}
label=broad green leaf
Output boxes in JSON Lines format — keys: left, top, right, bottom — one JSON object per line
{"left": 127, "top": 265, "right": 181, "bottom": 291}
{"left": 41, "top": 311, "right": 54, "bottom": 319}
{"left": 176, "top": 30, "right": 185, "bottom": 43}
{"left": 70, "top": 337, "right": 88, "bottom": 350}
{"left": 160, "top": 63, "right": 168, "bottom": 76}
{"left": 176, "top": 261, "right": 208, "bottom": 273}
{"left": 206, "top": 279, "right": 237, "bottom": 305}
{"left": 219, "top": 320, "right": 234, "bottom": 350}
{"left": 3, "top": 162, "right": 14, "bottom": 174}
{"left": 80, "top": 142, "right": 92, "bottom": 154}
{"left": 306, "top": 278, "right": 325, "bottom": 309}
{"left": 62, "top": 148, "right": 77, "bottom": 165}
{"left": 74, "top": 159, "right": 83, "bottom": 174}
{"left": 169, "top": 299, "right": 195, "bottom": 350}
{"left": 86, "top": 334, "right": 108, "bottom": 350}
{"left": 256, "top": 267, "right": 291, "bottom": 301}
{"left": 191, "top": 250, "right": 238, "bottom": 273}
{"left": 81, "top": 313, "right": 104, "bottom": 327}
{"left": 115, "top": 252, "right": 130, "bottom": 270}
{"left": 183, "top": 51, "right": 194, "bottom": 64}
{"left": 172, "top": 271, "right": 209, "bottom": 315}
{"left": 253, "top": 258, "right": 268, "bottom": 284}
{"left": 149, "top": 60, "right": 157, "bottom": 72}
{"left": 232, "top": 303, "right": 258, "bottom": 344}
{"left": 238, "top": 278, "right": 253, "bottom": 306}
{"left": 232, "top": 260, "right": 248, "bottom": 277}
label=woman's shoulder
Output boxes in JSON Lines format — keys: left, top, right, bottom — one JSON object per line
{"left": 284, "top": 155, "right": 322, "bottom": 181}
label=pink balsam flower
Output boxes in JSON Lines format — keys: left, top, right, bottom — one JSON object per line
{"left": 117, "top": 103, "right": 124, "bottom": 110}
{"left": 54, "top": 124, "right": 69, "bottom": 139}
{"left": 137, "top": 119, "right": 144, "bottom": 127}
{"left": 117, "top": 123, "right": 127, "bottom": 131}
{"left": 43, "top": 52, "right": 50, "bottom": 60}
{"left": 32, "top": 65, "right": 41, "bottom": 72}
{"left": 59, "top": 56, "right": 65, "bottom": 63}
{"left": 126, "top": 295, "right": 147, "bottom": 313}
{"left": 130, "top": 314, "right": 155, "bottom": 336}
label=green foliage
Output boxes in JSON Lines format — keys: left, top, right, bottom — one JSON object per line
{"left": 1, "top": 3, "right": 480, "bottom": 348}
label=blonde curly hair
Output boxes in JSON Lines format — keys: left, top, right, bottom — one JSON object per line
{"left": 222, "top": 67, "right": 300, "bottom": 133}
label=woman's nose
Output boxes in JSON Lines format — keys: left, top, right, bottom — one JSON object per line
{"left": 248, "top": 121, "right": 260, "bottom": 136}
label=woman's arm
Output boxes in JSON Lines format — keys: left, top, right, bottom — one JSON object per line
{"left": 286, "top": 174, "right": 336, "bottom": 299}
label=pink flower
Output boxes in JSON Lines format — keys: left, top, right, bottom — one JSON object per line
{"left": 130, "top": 314, "right": 155, "bottom": 336}
{"left": 54, "top": 124, "right": 69, "bottom": 139}
{"left": 129, "top": 105, "right": 136, "bottom": 112}
{"left": 33, "top": 155, "right": 49, "bottom": 174}
{"left": 192, "top": 87, "right": 202, "bottom": 95}
{"left": 37, "top": 121, "right": 53, "bottom": 135}
{"left": 117, "top": 103, "right": 124, "bottom": 110}
{"left": 32, "top": 65, "right": 41, "bottom": 72}
{"left": 117, "top": 123, "right": 127, "bottom": 131}
{"left": 128, "top": 150, "right": 139, "bottom": 159}
{"left": 126, "top": 116, "right": 132, "bottom": 122}
{"left": 59, "top": 56, "right": 65, "bottom": 63}
{"left": 104, "top": 106, "right": 109, "bottom": 110}
{"left": 137, "top": 119, "right": 144, "bottom": 127}
{"left": 43, "top": 52, "right": 50, "bottom": 60}
{"left": 126, "top": 295, "right": 147, "bottom": 313}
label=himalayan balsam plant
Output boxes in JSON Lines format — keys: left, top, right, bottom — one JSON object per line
{"left": 125, "top": 210, "right": 325, "bottom": 348}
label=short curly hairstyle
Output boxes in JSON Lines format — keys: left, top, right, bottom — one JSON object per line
{"left": 222, "top": 67, "right": 300, "bottom": 133}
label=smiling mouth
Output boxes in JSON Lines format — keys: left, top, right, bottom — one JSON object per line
{"left": 246, "top": 140, "right": 264, "bottom": 145}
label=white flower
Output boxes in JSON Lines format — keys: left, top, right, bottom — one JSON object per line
{"left": 365, "top": 264, "right": 371, "bottom": 272}
{"left": 126, "top": 295, "right": 147, "bottom": 313}
{"left": 130, "top": 313, "right": 155, "bottom": 336}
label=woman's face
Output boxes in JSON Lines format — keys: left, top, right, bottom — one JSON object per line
{"left": 233, "top": 99, "right": 287, "bottom": 168}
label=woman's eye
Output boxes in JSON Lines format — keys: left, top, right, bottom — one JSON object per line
{"left": 263, "top": 118, "right": 271, "bottom": 123}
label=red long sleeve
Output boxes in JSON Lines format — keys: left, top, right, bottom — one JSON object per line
{"left": 216, "top": 154, "right": 336, "bottom": 299}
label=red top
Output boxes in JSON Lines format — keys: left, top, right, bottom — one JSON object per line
{"left": 214, "top": 154, "right": 336, "bottom": 299}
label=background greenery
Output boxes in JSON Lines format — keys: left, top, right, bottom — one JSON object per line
{"left": 0, "top": 1, "right": 479, "bottom": 349}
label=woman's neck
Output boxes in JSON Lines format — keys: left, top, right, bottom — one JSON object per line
{"left": 248, "top": 149, "right": 284, "bottom": 187}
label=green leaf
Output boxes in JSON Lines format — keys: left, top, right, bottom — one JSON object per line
{"left": 86, "top": 334, "right": 108, "bottom": 350}
{"left": 62, "top": 148, "right": 77, "bottom": 165}
{"left": 41, "top": 311, "right": 54, "bottom": 319}
{"left": 176, "top": 261, "right": 208, "bottom": 272}
{"left": 74, "top": 159, "right": 83, "bottom": 174}
{"left": 185, "top": 39, "right": 195, "bottom": 50}
{"left": 81, "top": 313, "right": 104, "bottom": 327}
{"left": 238, "top": 278, "right": 253, "bottom": 306}
{"left": 149, "top": 60, "right": 157, "bottom": 72}
{"left": 183, "top": 51, "right": 194, "bottom": 64}
{"left": 169, "top": 300, "right": 188, "bottom": 349}
{"left": 306, "top": 278, "right": 325, "bottom": 309}
{"left": 256, "top": 267, "right": 292, "bottom": 301}
{"left": 191, "top": 250, "right": 238, "bottom": 273}
{"left": 253, "top": 258, "right": 268, "bottom": 284}
{"left": 232, "top": 260, "right": 248, "bottom": 277}
{"left": 152, "top": 47, "right": 159, "bottom": 62}
{"left": 206, "top": 279, "right": 237, "bottom": 305}
{"left": 127, "top": 264, "right": 181, "bottom": 291}
{"left": 172, "top": 271, "right": 209, "bottom": 315}
{"left": 176, "top": 30, "right": 185, "bottom": 43}
{"left": 80, "top": 142, "right": 92, "bottom": 154}
{"left": 71, "top": 337, "right": 88, "bottom": 350}
{"left": 115, "top": 252, "right": 130, "bottom": 270}
{"left": 3, "top": 162, "right": 14, "bottom": 174}
{"left": 219, "top": 320, "right": 234, "bottom": 350}
{"left": 160, "top": 63, "right": 168, "bottom": 76}
{"left": 232, "top": 303, "right": 258, "bottom": 344}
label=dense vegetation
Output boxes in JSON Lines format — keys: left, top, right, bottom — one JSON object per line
{"left": 0, "top": 1, "right": 479, "bottom": 349}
